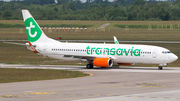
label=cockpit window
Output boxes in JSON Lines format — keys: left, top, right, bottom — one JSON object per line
{"left": 162, "top": 51, "right": 171, "bottom": 54}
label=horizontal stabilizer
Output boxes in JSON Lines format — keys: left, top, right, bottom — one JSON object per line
{"left": 3, "top": 42, "right": 36, "bottom": 47}
{"left": 3, "top": 42, "right": 27, "bottom": 46}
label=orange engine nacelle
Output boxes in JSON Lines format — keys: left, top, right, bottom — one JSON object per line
{"left": 93, "top": 58, "right": 113, "bottom": 67}
{"left": 118, "top": 63, "right": 133, "bottom": 65}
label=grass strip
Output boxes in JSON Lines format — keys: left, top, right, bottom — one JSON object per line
{"left": 0, "top": 23, "right": 24, "bottom": 28}
{"left": 0, "top": 68, "right": 88, "bottom": 83}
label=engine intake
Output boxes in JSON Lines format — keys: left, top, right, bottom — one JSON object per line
{"left": 93, "top": 58, "right": 113, "bottom": 67}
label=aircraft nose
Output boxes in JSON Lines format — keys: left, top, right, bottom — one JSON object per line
{"left": 171, "top": 54, "right": 178, "bottom": 61}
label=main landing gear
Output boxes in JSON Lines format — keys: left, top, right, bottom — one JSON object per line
{"left": 158, "top": 66, "right": 163, "bottom": 70}
{"left": 86, "top": 64, "right": 94, "bottom": 69}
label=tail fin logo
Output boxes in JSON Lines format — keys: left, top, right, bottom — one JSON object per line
{"left": 26, "top": 22, "right": 37, "bottom": 38}
{"left": 24, "top": 17, "right": 42, "bottom": 42}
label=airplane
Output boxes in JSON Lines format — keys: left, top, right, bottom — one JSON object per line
{"left": 5, "top": 10, "right": 178, "bottom": 70}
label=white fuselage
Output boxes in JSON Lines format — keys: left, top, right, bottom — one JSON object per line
{"left": 21, "top": 9, "right": 178, "bottom": 69}
{"left": 32, "top": 41, "right": 178, "bottom": 65}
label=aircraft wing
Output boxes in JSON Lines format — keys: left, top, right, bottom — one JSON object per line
{"left": 64, "top": 55, "right": 95, "bottom": 60}
{"left": 58, "top": 54, "right": 115, "bottom": 61}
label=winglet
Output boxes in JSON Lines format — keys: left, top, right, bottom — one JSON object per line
{"left": 113, "top": 36, "right": 119, "bottom": 44}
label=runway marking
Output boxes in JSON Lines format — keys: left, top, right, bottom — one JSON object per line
{"left": 85, "top": 72, "right": 93, "bottom": 77}
{"left": 25, "top": 92, "right": 56, "bottom": 95}
{"left": 0, "top": 95, "right": 21, "bottom": 98}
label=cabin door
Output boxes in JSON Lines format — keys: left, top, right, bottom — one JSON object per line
{"left": 152, "top": 49, "right": 157, "bottom": 58}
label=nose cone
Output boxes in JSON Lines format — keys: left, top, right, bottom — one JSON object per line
{"left": 171, "top": 54, "right": 178, "bottom": 62}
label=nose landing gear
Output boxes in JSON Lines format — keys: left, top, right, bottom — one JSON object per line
{"left": 158, "top": 63, "right": 168, "bottom": 70}
{"left": 158, "top": 66, "right": 163, "bottom": 70}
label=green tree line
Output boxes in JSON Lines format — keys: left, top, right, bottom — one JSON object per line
{"left": 0, "top": 0, "right": 180, "bottom": 21}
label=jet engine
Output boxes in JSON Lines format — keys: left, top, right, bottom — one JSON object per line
{"left": 93, "top": 58, "right": 113, "bottom": 67}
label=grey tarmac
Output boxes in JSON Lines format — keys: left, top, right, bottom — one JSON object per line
{"left": 0, "top": 64, "right": 180, "bottom": 101}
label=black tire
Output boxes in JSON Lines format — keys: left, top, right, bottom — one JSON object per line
{"left": 158, "top": 66, "right": 163, "bottom": 70}
{"left": 86, "top": 64, "right": 93, "bottom": 69}
{"left": 90, "top": 64, "right": 94, "bottom": 69}
{"left": 86, "top": 64, "right": 90, "bottom": 69}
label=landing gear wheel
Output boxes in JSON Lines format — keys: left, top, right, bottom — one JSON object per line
{"left": 158, "top": 66, "right": 163, "bottom": 70}
{"left": 86, "top": 64, "right": 94, "bottom": 69}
